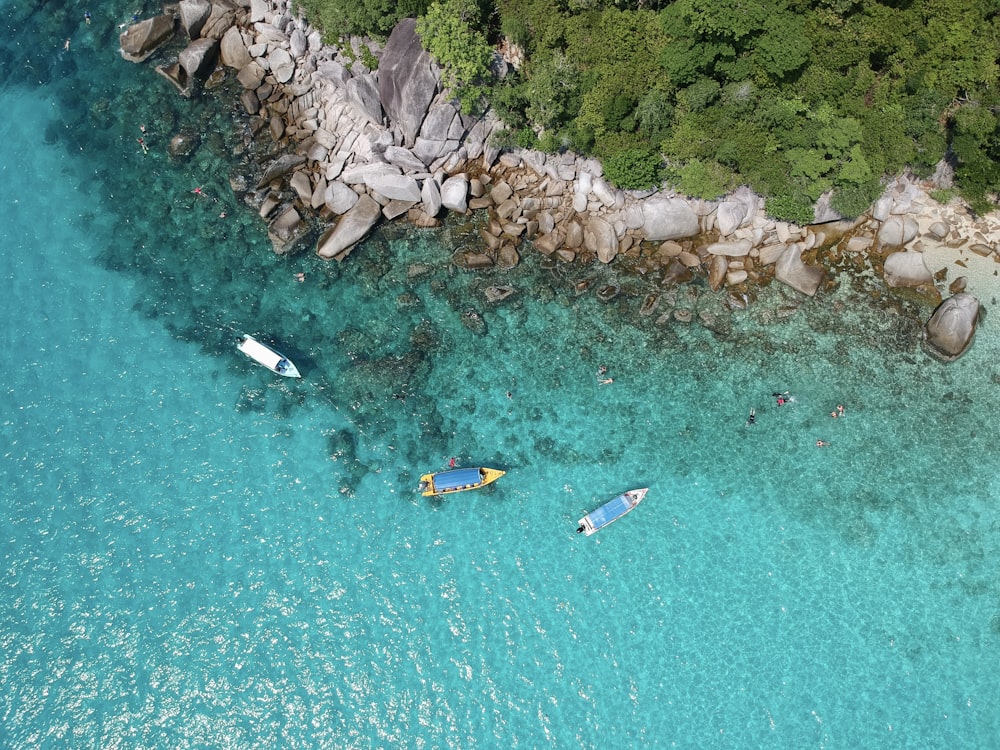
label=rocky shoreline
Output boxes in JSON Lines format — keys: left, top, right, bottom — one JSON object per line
{"left": 121, "top": 0, "right": 999, "bottom": 360}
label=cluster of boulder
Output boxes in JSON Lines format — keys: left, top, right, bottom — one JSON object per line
{"left": 120, "top": 0, "right": 997, "bottom": 359}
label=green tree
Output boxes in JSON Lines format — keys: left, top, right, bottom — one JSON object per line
{"left": 603, "top": 148, "right": 664, "bottom": 190}
{"left": 416, "top": 0, "right": 494, "bottom": 113}
{"left": 298, "top": 0, "right": 428, "bottom": 40}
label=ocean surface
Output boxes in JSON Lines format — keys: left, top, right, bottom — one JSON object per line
{"left": 3, "top": 2, "right": 1000, "bottom": 748}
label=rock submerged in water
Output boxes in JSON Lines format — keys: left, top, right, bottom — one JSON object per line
{"left": 923, "top": 293, "right": 981, "bottom": 361}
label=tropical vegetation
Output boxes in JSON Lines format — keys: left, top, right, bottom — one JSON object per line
{"left": 296, "top": 0, "right": 1000, "bottom": 221}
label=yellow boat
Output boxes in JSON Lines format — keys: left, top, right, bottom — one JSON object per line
{"left": 418, "top": 467, "right": 505, "bottom": 497}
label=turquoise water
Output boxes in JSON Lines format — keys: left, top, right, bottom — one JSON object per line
{"left": 3, "top": 3, "right": 1000, "bottom": 748}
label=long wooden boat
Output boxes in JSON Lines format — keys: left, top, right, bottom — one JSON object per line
{"left": 576, "top": 488, "right": 648, "bottom": 536}
{"left": 419, "top": 467, "right": 505, "bottom": 497}
{"left": 237, "top": 334, "right": 301, "bottom": 378}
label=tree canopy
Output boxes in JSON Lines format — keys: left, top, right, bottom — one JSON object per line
{"left": 297, "top": 0, "right": 1000, "bottom": 218}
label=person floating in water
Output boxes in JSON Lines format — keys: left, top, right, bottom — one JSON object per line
{"left": 816, "top": 440, "right": 828, "bottom": 447}
{"left": 773, "top": 391, "right": 790, "bottom": 406}
{"left": 746, "top": 408, "right": 756, "bottom": 426}
{"left": 84, "top": 10, "right": 91, "bottom": 24}
{"left": 449, "top": 457, "right": 456, "bottom": 468}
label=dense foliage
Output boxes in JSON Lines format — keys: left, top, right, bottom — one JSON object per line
{"left": 297, "top": 0, "right": 1000, "bottom": 219}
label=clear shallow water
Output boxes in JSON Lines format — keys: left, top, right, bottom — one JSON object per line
{"left": 2, "top": 3, "right": 1000, "bottom": 748}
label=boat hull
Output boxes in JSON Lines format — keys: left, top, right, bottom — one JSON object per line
{"left": 577, "top": 488, "right": 648, "bottom": 536}
{"left": 419, "top": 467, "right": 505, "bottom": 497}
{"left": 237, "top": 334, "right": 301, "bottom": 378}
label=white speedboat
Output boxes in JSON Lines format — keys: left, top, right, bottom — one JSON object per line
{"left": 577, "top": 488, "right": 648, "bottom": 536}
{"left": 236, "top": 334, "right": 301, "bottom": 378}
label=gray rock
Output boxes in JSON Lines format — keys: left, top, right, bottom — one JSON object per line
{"left": 249, "top": 0, "right": 268, "bottom": 23}
{"left": 924, "top": 293, "right": 981, "bottom": 361}
{"left": 316, "top": 60, "right": 352, "bottom": 87}
{"left": 464, "top": 118, "right": 488, "bottom": 160}
{"left": 289, "top": 28, "right": 308, "bottom": 59}
{"left": 707, "top": 240, "right": 752, "bottom": 257}
{"left": 420, "top": 102, "right": 459, "bottom": 141}
{"left": 715, "top": 201, "right": 749, "bottom": 236}
{"left": 317, "top": 195, "right": 382, "bottom": 260}
{"left": 256, "top": 154, "right": 307, "bottom": 189}
{"left": 366, "top": 174, "right": 422, "bottom": 203}
{"left": 178, "top": 0, "right": 211, "bottom": 39}
{"left": 758, "top": 243, "right": 787, "bottom": 265}
{"left": 220, "top": 26, "right": 251, "bottom": 69}
{"left": 155, "top": 62, "right": 192, "bottom": 97}
{"left": 269, "top": 48, "right": 295, "bottom": 84}
{"left": 345, "top": 74, "right": 384, "bottom": 126}
{"left": 236, "top": 61, "right": 266, "bottom": 89}
{"left": 341, "top": 162, "right": 402, "bottom": 185}
{"left": 586, "top": 218, "right": 618, "bottom": 263}
{"left": 384, "top": 145, "right": 428, "bottom": 173}
{"left": 381, "top": 199, "right": 416, "bottom": 220}
{"left": 440, "top": 174, "right": 469, "bottom": 213}
{"left": 412, "top": 137, "right": 445, "bottom": 166}
{"left": 878, "top": 216, "right": 919, "bottom": 247}
{"left": 120, "top": 14, "right": 177, "bottom": 63}
{"left": 708, "top": 255, "right": 728, "bottom": 291}
{"left": 378, "top": 18, "right": 439, "bottom": 146}
{"left": 775, "top": 244, "right": 824, "bottom": 296}
{"left": 639, "top": 198, "right": 700, "bottom": 241}
{"left": 928, "top": 220, "right": 950, "bottom": 240}
{"left": 179, "top": 38, "right": 219, "bottom": 80}
{"left": 813, "top": 190, "right": 845, "bottom": 223}
{"left": 199, "top": 2, "right": 237, "bottom": 40}
{"left": 872, "top": 195, "right": 893, "bottom": 222}
{"left": 289, "top": 170, "right": 313, "bottom": 204}
{"left": 421, "top": 178, "right": 442, "bottom": 217}
{"left": 591, "top": 178, "right": 617, "bottom": 208}
{"left": 883, "top": 251, "right": 933, "bottom": 288}
{"left": 239, "top": 89, "right": 260, "bottom": 115}
{"left": 267, "top": 206, "right": 307, "bottom": 255}
{"left": 324, "top": 181, "right": 360, "bottom": 215}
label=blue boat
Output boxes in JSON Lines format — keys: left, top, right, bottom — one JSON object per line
{"left": 576, "top": 488, "right": 648, "bottom": 536}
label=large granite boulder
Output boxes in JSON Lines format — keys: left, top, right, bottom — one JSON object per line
{"left": 324, "top": 181, "right": 360, "bottom": 215}
{"left": 178, "top": 0, "right": 211, "bottom": 39}
{"left": 384, "top": 145, "right": 427, "bottom": 173}
{"left": 639, "top": 198, "right": 700, "bottom": 241}
{"left": 883, "top": 250, "right": 933, "bottom": 288}
{"left": 219, "top": 26, "right": 252, "bottom": 69}
{"left": 878, "top": 216, "right": 919, "bottom": 247}
{"left": 256, "top": 154, "right": 307, "bottom": 189}
{"left": 775, "top": 243, "right": 824, "bottom": 296}
{"left": 120, "top": 14, "right": 177, "bottom": 63}
{"left": 345, "top": 74, "right": 384, "bottom": 126}
{"left": 178, "top": 37, "right": 219, "bottom": 80}
{"left": 268, "top": 48, "right": 295, "bottom": 84}
{"left": 378, "top": 18, "right": 439, "bottom": 146}
{"left": 316, "top": 195, "right": 382, "bottom": 260}
{"left": 366, "top": 174, "right": 422, "bottom": 203}
{"left": 440, "top": 174, "right": 469, "bottom": 213}
{"left": 199, "top": 0, "right": 238, "bottom": 40}
{"left": 924, "top": 293, "right": 981, "bottom": 361}
{"left": 715, "top": 188, "right": 757, "bottom": 235}
{"left": 420, "top": 178, "right": 442, "bottom": 217}
{"left": 267, "top": 206, "right": 308, "bottom": 255}
{"left": 586, "top": 217, "right": 618, "bottom": 263}
{"left": 707, "top": 239, "right": 752, "bottom": 257}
